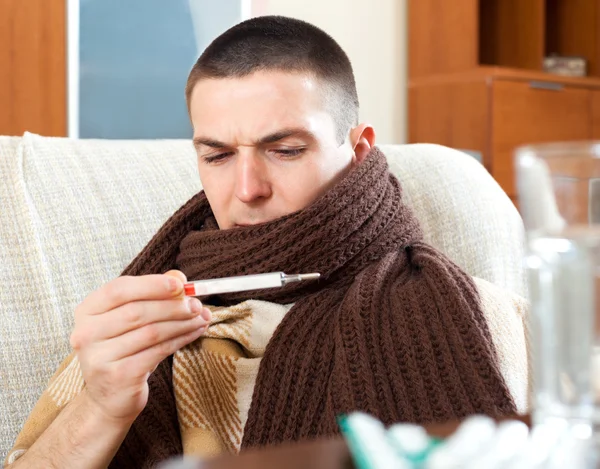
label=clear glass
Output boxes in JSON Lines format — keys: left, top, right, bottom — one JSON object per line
{"left": 516, "top": 142, "right": 600, "bottom": 466}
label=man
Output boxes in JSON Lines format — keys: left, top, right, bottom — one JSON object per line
{"left": 6, "top": 15, "right": 528, "bottom": 468}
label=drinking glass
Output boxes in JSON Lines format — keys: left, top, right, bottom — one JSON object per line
{"left": 516, "top": 142, "right": 600, "bottom": 462}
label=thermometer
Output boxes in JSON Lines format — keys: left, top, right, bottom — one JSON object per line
{"left": 183, "top": 272, "right": 321, "bottom": 297}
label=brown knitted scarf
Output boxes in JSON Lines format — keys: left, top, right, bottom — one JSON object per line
{"left": 109, "top": 147, "right": 516, "bottom": 467}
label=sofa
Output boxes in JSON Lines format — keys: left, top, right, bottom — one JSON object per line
{"left": 0, "top": 132, "right": 527, "bottom": 461}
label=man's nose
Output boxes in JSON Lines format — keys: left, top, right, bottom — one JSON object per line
{"left": 235, "top": 151, "right": 272, "bottom": 203}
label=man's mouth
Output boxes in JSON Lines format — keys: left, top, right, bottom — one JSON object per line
{"left": 233, "top": 219, "right": 274, "bottom": 228}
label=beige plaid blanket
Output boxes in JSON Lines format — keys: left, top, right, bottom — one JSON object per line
{"left": 5, "top": 278, "right": 528, "bottom": 466}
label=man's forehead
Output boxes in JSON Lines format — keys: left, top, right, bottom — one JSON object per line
{"left": 189, "top": 70, "right": 324, "bottom": 111}
{"left": 190, "top": 72, "right": 332, "bottom": 141}
{"left": 189, "top": 71, "right": 336, "bottom": 146}
{"left": 194, "top": 69, "right": 319, "bottom": 88}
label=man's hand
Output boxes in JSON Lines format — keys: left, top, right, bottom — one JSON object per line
{"left": 8, "top": 271, "right": 210, "bottom": 469}
{"left": 70, "top": 270, "right": 211, "bottom": 423}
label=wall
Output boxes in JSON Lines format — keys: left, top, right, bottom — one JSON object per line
{"left": 253, "top": 0, "right": 407, "bottom": 144}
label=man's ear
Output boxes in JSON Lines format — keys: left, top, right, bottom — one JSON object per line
{"left": 349, "top": 123, "right": 376, "bottom": 164}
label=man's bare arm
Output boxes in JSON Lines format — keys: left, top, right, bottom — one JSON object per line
{"left": 7, "top": 389, "right": 131, "bottom": 469}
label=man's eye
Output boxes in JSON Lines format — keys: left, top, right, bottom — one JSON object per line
{"left": 273, "top": 148, "right": 306, "bottom": 157}
{"left": 203, "top": 152, "right": 232, "bottom": 164}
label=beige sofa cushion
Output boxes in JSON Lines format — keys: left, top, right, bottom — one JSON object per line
{"left": 0, "top": 133, "right": 202, "bottom": 460}
{"left": 0, "top": 133, "right": 525, "bottom": 460}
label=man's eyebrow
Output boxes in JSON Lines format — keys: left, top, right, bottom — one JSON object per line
{"left": 257, "top": 128, "right": 316, "bottom": 144}
{"left": 192, "top": 137, "right": 229, "bottom": 149}
{"left": 192, "top": 128, "right": 315, "bottom": 150}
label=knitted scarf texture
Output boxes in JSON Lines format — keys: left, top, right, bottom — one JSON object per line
{"left": 110, "top": 147, "right": 516, "bottom": 467}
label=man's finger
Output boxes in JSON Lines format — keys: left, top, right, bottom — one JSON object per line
{"left": 164, "top": 270, "right": 188, "bottom": 299}
{"left": 102, "top": 315, "right": 209, "bottom": 361}
{"left": 118, "top": 326, "right": 208, "bottom": 378}
{"left": 81, "top": 274, "right": 184, "bottom": 316}
{"left": 79, "top": 297, "right": 209, "bottom": 343}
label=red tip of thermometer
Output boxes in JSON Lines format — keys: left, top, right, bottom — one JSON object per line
{"left": 184, "top": 283, "right": 196, "bottom": 296}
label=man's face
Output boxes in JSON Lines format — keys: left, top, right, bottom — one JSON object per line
{"left": 189, "top": 71, "right": 359, "bottom": 230}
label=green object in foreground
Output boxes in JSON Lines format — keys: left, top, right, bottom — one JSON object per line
{"left": 338, "top": 413, "right": 444, "bottom": 469}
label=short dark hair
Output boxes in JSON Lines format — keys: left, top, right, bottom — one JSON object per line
{"left": 185, "top": 15, "right": 359, "bottom": 143}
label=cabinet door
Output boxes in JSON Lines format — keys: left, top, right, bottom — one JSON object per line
{"left": 491, "top": 79, "right": 591, "bottom": 197}
{"left": 593, "top": 91, "right": 600, "bottom": 140}
{"left": 409, "top": 79, "right": 490, "bottom": 167}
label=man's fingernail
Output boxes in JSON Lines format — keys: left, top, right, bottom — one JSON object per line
{"left": 201, "top": 307, "right": 211, "bottom": 322}
{"left": 188, "top": 298, "right": 203, "bottom": 315}
{"left": 167, "top": 277, "right": 180, "bottom": 292}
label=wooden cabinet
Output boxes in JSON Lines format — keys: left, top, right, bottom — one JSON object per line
{"left": 408, "top": 78, "right": 490, "bottom": 165}
{"left": 593, "top": 91, "right": 600, "bottom": 139}
{"left": 408, "top": 0, "right": 600, "bottom": 203}
{"left": 0, "top": 0, "right": 66, "bottom": 136}
{"left": 408, "top": 0, "right": 479, "bottom": 78}
{"left": 409, "top": 69, "right": 600, "bottom": 200}
{"left": 492, "top": 80, "right": 592, "bottom": 196}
